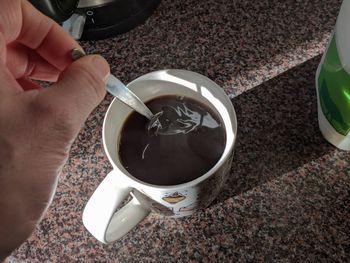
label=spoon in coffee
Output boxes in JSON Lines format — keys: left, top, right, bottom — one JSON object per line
{"left": 71, "top": 49, "right": 189, "bottom": 135}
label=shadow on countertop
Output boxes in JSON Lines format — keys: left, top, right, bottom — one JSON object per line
{"left": 133, "top": 55, "right": 349, "bottom": 263}
{"left": 214, "top": 55, "right": 336, "bottom": 204}
{"left": 80, "top": 0, "right": 342, "bottom": 94}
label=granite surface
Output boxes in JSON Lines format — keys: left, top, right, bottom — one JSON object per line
{"left": 10, "top": 0, "right": 350, "bottom": 262}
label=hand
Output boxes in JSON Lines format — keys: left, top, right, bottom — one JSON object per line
{"left": 0, "top": 0, "right": 110, "bottom": 260}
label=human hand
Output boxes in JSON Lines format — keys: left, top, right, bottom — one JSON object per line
{"left": 0, "top": 0, "right": 110, "bottom": 260}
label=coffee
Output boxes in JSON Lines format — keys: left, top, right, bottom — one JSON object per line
{"left": 118, "top": 95, "right": 226, "bottom": 185}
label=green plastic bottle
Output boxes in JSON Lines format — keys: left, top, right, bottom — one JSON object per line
{"left": 316, "top": 0, "right": 350, "bottom": 150}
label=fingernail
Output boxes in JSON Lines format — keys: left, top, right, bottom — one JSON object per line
{"left": 93, "top": 56, "right": 110, "bottom": 83}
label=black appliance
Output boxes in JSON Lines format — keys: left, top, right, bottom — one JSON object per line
{"left": 29, "top": 0, "right": 161, "bottom": 40}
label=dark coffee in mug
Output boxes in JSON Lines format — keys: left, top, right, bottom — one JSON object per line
{"left": 119, "top": 95, "right": 226, "bottom": 186}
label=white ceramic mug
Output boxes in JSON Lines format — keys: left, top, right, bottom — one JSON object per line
{"left": 82, "top": 69, "right": 237, "bottom": 243}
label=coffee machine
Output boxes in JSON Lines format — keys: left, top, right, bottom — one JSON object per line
{"left": 29, "top": 0, "right": 161, "bottom": 40}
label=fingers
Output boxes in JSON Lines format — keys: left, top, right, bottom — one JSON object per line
{"left": 0, "top": 60, "right": 22, "bottom": 94}
{"left": 0, "top": 31, "right": 6, "bottom": 61}
{"left": 34, "top": 55, "right": 109, "bottom": 135}
{"left": 0, "top": 31, "right": 21, "bottom": 94}
{"left": 17, "top": 78, "right": 42, "bottom": 91}
{"left": 0, "top": 0, "right": 80, "bottom": 73}
{"left": 19, "top": 0, "right": 80, "bottom": 71}
{"left": 6, "top": 43, "right": 60, "bottom": 82}
{"left": 0, "top": 0, "right": 22, "bottom": 43}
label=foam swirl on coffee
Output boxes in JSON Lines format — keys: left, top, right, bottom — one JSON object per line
{"left": 148, "top": 101, "right": 221, "bottom": 136}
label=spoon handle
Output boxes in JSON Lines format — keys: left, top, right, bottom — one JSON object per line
{"left": 71, "top": 49, "right": 153, "bottom": 120}
{"left": 106, "top": 74, "right": 153, "bottom": 119}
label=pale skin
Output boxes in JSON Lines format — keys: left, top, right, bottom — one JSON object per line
{"left": 0, "top": 0, "right": 110, "bottom": 261}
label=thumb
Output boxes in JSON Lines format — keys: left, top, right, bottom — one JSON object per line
{"left": 34, "top": 55, "right": 109, "bottom": 136}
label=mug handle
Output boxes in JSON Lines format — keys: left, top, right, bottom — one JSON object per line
{"left": 82, "top": 171, "right": 150, "bottom": 243}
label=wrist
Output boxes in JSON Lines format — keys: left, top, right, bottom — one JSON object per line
{"left": 0, "top": 183, "right": 38, "bottom": 260}
{"left": 0, "top": 218, "right": 36, "bottom": 261}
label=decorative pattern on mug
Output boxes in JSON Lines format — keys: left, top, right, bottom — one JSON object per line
{"left": 162, "top": 192, "right": 186, "bottom": 204}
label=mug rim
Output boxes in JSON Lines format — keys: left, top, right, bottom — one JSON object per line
{"left": 102, "top": 69, "right": 237, "bottom": 190}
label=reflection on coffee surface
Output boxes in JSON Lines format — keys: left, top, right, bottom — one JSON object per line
{"left": 119, "top": 95, "right": 226, "bottom": 185}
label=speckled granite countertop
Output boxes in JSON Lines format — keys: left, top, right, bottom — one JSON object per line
{"left": 11, "top": 0, "right": 350, "bottom": 262}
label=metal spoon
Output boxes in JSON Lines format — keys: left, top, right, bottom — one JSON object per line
{"left": 71, "top": 48, "right": 154, "bottom": 120}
